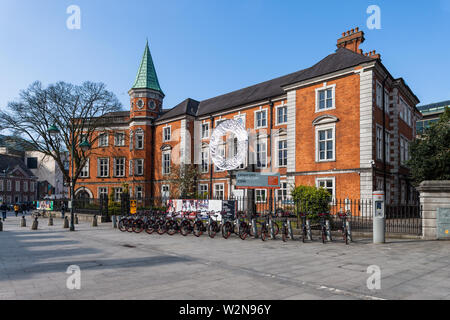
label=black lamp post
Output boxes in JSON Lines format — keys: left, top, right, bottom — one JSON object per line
{"left": 48, "top": 124, "right": 90, "bottom": 231}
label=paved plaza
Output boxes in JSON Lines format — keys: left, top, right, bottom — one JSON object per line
{"left": 0, "top": 212, "right": 449, "bottom": 300}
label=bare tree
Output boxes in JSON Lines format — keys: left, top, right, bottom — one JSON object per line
{"left": 169, "top": 164, "right": 201, "bottom": 199}
{"left": 0, "top": 81, "right": 122, "bottom": 197}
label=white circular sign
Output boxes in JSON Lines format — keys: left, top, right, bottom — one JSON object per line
{"left": 209, "top": 119, "right": 248, "bottom": 171}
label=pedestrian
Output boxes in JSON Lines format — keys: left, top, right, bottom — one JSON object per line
{"left": 1, "top": 203, "right": 7, "bottom": 220}
{"left": 14, "top": 203, "right": 19, "bottom": 217}
{"left": 61, "top": 202, "right": 66, "bottom": 219}
{"left": 20, "top": 203, "right": 27, "bottom": 216}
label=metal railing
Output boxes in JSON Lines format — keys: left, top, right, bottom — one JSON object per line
{"left": 38, "top": 196, "right": 422, "bottom": 236}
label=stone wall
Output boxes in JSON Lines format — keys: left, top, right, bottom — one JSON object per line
{"left": 417, "top": 181, "right": 450, "bottom": 240}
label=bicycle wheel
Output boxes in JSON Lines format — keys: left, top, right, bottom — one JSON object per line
{"left": 132, "top": 219, "right": 144, "bottom": 233}
{"left": 180, "top": 221, "right": 190, "bottom": 236}
{"left": 208, "top": 222, "right": 217, "bottom": 238}
{"left": 126, "top": 219, "right": 134, "bottom": 233}
{"left": 166, "top": 221, "right": 177, "bottom": 236}
{"left": 145, "top": 222, "right": 155, "bottom": 235}
{"left": 273, "top": 223, "right": 280, "bottom": 236}
{"left": 239, "top": 222, "right": 248, "bottom": 240}
{"left": 118, "top": 219, "right": 126, "bottom": 232}
{"left": 193, "top": 221, "right": 204, "bottom": 237}
{"left": 157, "top": 220, "right": 166, "bottom": 235}
{"left": 221, "top": 222, "right": 232, "bottom": 239}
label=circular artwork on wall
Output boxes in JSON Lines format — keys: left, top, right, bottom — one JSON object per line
{"left": 210, "top": 119, "right": 248, "bottom": 171}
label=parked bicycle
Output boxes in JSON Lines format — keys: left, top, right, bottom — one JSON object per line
{"left": 318, "top": 212, "right": 330, "bottom": 244}
{"left": 338, "top": 208, "right": 352, "bottom": 245}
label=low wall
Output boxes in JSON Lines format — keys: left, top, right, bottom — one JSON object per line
{"left": 36, "top": 211, "right": 110, "bottom": 224}
{"left": 417, "top": 180, "right": 450, "bottom": 240}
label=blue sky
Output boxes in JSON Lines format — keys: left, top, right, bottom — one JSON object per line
{"left": 0, "top": 0, "right": 449, "bottom": 111}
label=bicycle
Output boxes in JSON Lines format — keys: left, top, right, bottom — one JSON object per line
{"left": 338, "top": 209, "right": 352, "bottom": 245}
{"left": 318, "top": 212, "right": 330, "bottom": 244}
{"left": 298, "top": 212, "right": 308, "bottom": 243}
{"left": 193, "top": 212, "right": 208, "bottom": 237}
{"left": 221, "top": 214, "right": 238, "bottom": 239}
{"left": 207, "top": 211, "right": 222, "bottom": 238}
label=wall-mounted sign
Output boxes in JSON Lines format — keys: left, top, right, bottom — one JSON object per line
{"left": 235, "top": 172, "right": 281, "bottom": 189}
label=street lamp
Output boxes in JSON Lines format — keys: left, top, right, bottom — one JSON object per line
{"left": 47, "top": 124, "right": 90, "bottom": 231}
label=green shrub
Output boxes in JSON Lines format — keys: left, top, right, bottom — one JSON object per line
{"left": 291, "top": 185, "right": 331, "bottom": 221}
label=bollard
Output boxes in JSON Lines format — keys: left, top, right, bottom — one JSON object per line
{"left": 63, "top": 216, "right": 69, "bottom": 229}
{"left": 325, "top": 219, "right": 332, "bottom": 242}
{"left": 21, "top": 216, "right": 26, "bottom": 227}
{"left": 0, "top": 218, "right": 3, "bottom": 231}
{"left": 306, "top": 219, "right": 312, "bottom": 241}
{"left": 346, "top": 220, "right": 353, "bottom": 242}
{"left": 48, "top": 216, "right": 54, "bottom": 226}
{"left": 31, "top": 217, "right": 38, "bottom": 230}
{"left": 269, "top": 218, "right": 275, "bottom": 240}
{"left": 112, "top": 215, "right": 117, "bottom": 229}
{"left": 287, "top": 220, "right": 294, "bottom": 240}
{"left": 252, "top": 218, "right": 258, "bottom": 239}
{"left": 235, "top": 218, "right": 240, "bottom": 236}
{"left": 75, "top": 214, "right": 79, "bottom": 224}
{"left": 92, "top": 215, "right": 98, "bottom": 227}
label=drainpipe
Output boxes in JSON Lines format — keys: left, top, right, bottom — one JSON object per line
{"left": 382, "top": 76, "right": 388, "bottom": 199}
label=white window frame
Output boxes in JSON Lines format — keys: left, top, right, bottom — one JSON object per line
{"left": 114, "top": 158, "right": 126, "bottom": 177}
{"left": 376, "top": 125, "right": 383, "bottom": 161}
{"left": 162, "top": 151, "right": 171, "bottom": 175}
{"left": 98, "top": 132, "right": 108, "bottom": 147}
{"left": 135, "top": 129, "right": 144, "bottom": 150}
{"left": 113, "top": 187, "right": 123, "bottom": 202}
{"left": 98, "top": 187, "right": 108, "bottom": 199}
{"left": 275, "top": 103, "right": 288, "bottom": 125}
{"left": 315, "top": 124, "right": 336, "bottom": 162}
{"left": 376, "top": 81, "right": 383, "bottom": 109}
{"left": 163, "top": 126, "right": 171, "bottom": 142}
{"left": 277, "top": 138, "right": 288, "bottom": 168}
{"left": 114, "top": 132, "right": 125, "bottom": 147}
{"left": 254, "top": 108, "right": 268, "bottom": 129}
{"left": 80, "top": 159, "right": 90, "bottom": 178}
{"left": 98, "top": 158, "right": 110, "bottom": 177}
{"left": 201, "top": 122, "right": 209, "bottom": 140}
{"left": 315, "top": 83, "right": 336, "bottom": 113}
{"left": 214, "top": 143, "right": 226, "bottom": 172}
{"left": 135, "top": 159, "right": 144, "bottom": 176}
{"left": 15, "top": 181, "right": 20, "bottom": 192}
{"left": 7, "top": 180, "right": 11, "bottom": 192}
{"left": 129, "top": 130, "right": 133, "bottom": 150}
{"left": 199, "top": 184, "right": 208, "bottom": 196}
{"left": 316, "top": 177, "right": 336, "bottom": 199}
{"left": 255, "top": 189, "right": 267, "bottom": 203}
{"left": 135, "top": 186, "right": 143, "bottom": 200}
{"left": 162, "top": 185, "right": 170, "bottom": 200}
{"left": 276, "top": 182, "right": 288, "bottom": 201}
{"left": 30, "top": 181, "right": 34, "bottom": 193}
{"left": 385, "top": 130, "right": 391, "bottom": 164}
{"left": 201, "top": 148, "right": 209, "bottom": 173}
{"left": 255, "top": 137, "right": 267, "bottom": 168}
{"left": 214, "top": 183, "right": 224, "bottom": 199}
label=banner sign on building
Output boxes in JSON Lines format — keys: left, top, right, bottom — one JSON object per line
{"left": 37, "top": 200, "right": 54, "bottom": 211}
{"left": 235, "top": 172, "right": 281, "bottom": 189}
{"left": 166, "top": 199, "right": 236, "bottom": 221}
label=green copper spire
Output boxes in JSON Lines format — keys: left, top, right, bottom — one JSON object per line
{"left": 131, "top": 40, "right": 163, "bottom": 94}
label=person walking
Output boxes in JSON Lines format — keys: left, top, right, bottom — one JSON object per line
{"left": 14, "top": 203, "right": 19, "bottom": 217}
{"left": 1, "top": 203, "right": 7, "bottom": 220}
{"left": 20, "top": 203, "right": 27, "bottom": 216}
{"left": 61, "top": 202, "right": 66, "bottom": 219}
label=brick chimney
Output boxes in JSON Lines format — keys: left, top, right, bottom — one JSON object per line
{"left": 337, "top": 27, "right": 365, "bottom": 54}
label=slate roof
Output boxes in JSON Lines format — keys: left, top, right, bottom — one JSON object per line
{"left": 0, "top": 154, "right": 35, "bottom": 177}
{"left": 157, "top": 47, "right": 375, "bottom": 121}
{"left": 158, "top": 98, "right": 200, "bottom": 121}
{"left": 0, "top": 135, "right": 35, "bottom": 152}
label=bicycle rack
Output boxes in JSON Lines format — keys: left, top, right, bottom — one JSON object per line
{"left": 287, "top": 220, "right": 294, "bottom": 240}
{"left": 306, "top": 219, "right": 312, "bottom": 241}
{"left": 252, "top": 218, "right": 258, "bottom": 239}
{"left": 325, "top": 220, "right": 332, "bottom": 242}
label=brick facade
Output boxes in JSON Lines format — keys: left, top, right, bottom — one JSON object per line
{"left": 74, "top": 28, "right": 420, "bottom": 203}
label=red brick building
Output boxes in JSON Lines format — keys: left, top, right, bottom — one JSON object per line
{"left": 74, "top": 28, "right": 420, "bottom": 204}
